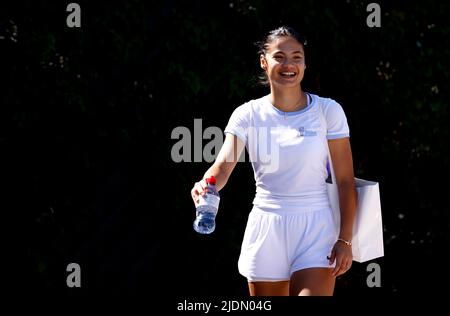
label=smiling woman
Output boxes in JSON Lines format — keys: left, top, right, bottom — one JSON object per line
{"left": 257, "top": 27, "right": 306, "bottom": 88}
{"left": 190, "top": 26, "right": 357, "bottom": 296}
{"left": 256, "top": 27, "right": 309, "bottom": 115}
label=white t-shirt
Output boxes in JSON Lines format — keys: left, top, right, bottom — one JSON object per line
{"left": 224, "top": 93, "right": 350, "bottom": 210}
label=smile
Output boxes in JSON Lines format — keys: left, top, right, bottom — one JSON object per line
{"left": 280, "top": 72, "right": 297, "bottom": 77}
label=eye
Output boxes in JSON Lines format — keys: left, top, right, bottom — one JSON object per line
{"left": 273, "top": 55, "right": 284, "bottom": 60}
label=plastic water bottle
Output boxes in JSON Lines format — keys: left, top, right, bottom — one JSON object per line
{"left": 193, "top": 176, "right": 220, "bottom": 234}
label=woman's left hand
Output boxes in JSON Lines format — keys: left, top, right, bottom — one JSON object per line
{"left": 328, "top": 241, "right": 353, "bottom": 277}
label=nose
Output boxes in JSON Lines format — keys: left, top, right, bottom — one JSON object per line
{"left": 282, "top": 57, "right": 298, "bottom": 67}
{"left": 282, "top": 58, "right": 293, "bottom": 66}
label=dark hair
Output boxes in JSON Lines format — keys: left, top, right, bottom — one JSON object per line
{"left": 256, "top": 26, "right": 307, "bottom": 86}
{"left": 256, "top": 26, "right": 307, "bottom": 55}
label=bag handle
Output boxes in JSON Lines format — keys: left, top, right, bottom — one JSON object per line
{"left": 317, "top": 100, "right": 337, "bottom": 185}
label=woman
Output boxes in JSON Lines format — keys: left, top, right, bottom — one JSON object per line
{"left": 191, "top": 26, "right": 357, "bottom": 296}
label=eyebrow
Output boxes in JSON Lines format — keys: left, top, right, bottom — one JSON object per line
{"left": 272, "top": 50, "right": 304, "bottom": 55}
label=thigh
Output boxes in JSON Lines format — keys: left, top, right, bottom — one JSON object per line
{"left": 289, "top": 268, "right": 335, "bottom": 296}
{"left": 248, "top": 281, "right": 289, "bottom": 296}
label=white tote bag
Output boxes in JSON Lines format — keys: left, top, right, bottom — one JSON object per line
{"left": 320, "top": 103, "right": 384, "bottom": 263}
{"left": 326, "top": 173, "right": 384, "bottom": 262}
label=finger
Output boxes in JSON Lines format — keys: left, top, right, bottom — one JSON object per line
{"left": 191, "top": 186, "right": 199, "bottom": 199}
{"left": 332, "top": 256, "right": 344, "bottom": 277}
{"left": 344, "top": 258, "right": 352, "bottom": 269}
{"left": 344, "top": 260, "right": 352, "bottom": 272}
{"left": 339, "top": 265, "right": 350, "bottom": 276}
{"left": 336, "top": 260, "right": 352, "bottom": 277}
{"left": 194, "top": 182, "right": 205, "bottom": 196}
{"left": 191, "top": 192, "right": 199, "bottom": 205}
{"left": 191, "top": 185, "right": 202, "bottom": 203}
{"left": 335, "top": 265, "right": 347, "bottom": 277}
{"left": 199, "top": 179, "right": 208, "bottom": 194}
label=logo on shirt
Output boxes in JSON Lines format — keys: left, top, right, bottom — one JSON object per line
{"left": 298, "top": 127, "right": 317, "bottom": 137}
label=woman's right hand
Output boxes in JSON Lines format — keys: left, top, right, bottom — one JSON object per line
{"left": 190, "top": 134, "right": 244, "bottom": 207}
{"left": 191, "top": 179, "right": 208, "bottom": 207}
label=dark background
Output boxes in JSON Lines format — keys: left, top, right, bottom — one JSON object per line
{"left": 2, "top": 0, "right": 449, "bottom": 297}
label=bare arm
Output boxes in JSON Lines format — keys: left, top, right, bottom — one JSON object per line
{"left": 191, "top": 133, "right": 245, "bottom": 204}
{"left": 328, "top": 137, "right": 358, "bottom": 276}
{"left": 328, "top": 137, "right": 358, "bottom": 241}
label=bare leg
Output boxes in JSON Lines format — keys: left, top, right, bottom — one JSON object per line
{"left": 248, "top": 281, "right": 289, "bottom": 296}
{"left": 289, "top": 268, "right": 335, "bottom": 296}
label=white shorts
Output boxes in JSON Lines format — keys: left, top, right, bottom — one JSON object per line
{"left": 238, "top": 205, "right": 338, "bottom": 282}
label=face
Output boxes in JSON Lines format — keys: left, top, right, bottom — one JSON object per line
{"left": 260, "top": 36, "right": 306, "bottom": 88}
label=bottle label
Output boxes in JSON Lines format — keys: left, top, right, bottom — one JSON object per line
{"left": 198, "top": 193, "right": 220, "bottom": 210}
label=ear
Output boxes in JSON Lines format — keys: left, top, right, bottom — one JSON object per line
{"left": 260, "top": 54, "right": 267, "bottom": 70}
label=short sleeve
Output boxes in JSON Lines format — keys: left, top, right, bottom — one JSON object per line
{"left": 323, "top": 100, "right": 350, "bottom": 139}
{"left": 224, "top": 103, "right": 250, "bottom": 143}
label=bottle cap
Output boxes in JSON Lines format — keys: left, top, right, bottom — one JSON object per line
{"left": 206, "top": 176, "right": 216, "bottom": 185}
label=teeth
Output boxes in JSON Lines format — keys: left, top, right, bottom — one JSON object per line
{"left": 281, "top": 72, "right": 296, "bottom": 76}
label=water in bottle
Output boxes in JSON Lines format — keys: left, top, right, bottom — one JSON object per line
{"left": 193, "top": 176, "right": 220, "bottom": 234}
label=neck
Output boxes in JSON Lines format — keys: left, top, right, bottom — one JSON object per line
{"left": 269, "top": 86, "right": 307, "bottom": 112}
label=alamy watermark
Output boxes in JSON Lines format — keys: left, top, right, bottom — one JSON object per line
{"left": 66, "top": 3, "right": 81, "bottom": 28}
{"left": 366, "top": 3, "right": 381, "bottom": 28}
{"left": 171, "top": 119, "right": 295, "bottom": 173}
{"left": 171, "top": 119, "right": 224, "bottom": 163}
{"left": 64, "top": 3, "right": 378, "bottom": 29}
{"left": 366, "top": 262, "right": 381, "bottom": 287}
{"left": 66, "top": 262, "right": 81, "bottom": 288}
